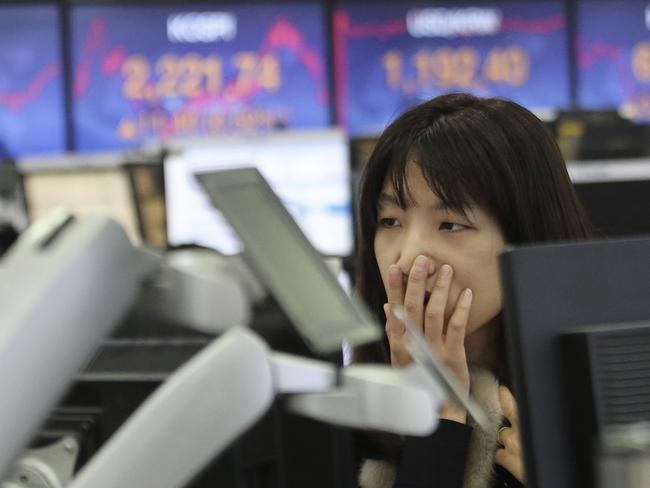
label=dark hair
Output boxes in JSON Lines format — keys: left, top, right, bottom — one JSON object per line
{"left": 354, "top": 93, "right": 594, "bottom": 365}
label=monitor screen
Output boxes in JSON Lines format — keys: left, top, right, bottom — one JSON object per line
{"left": 334, "top": 0, "right": 570, "bottom": 136}
{"left": 568, "top": 159, "right": 650, "bottom": 237}
{"left": 196, "top": 167, "right": 380, "bottom": 354}
{"left": 22, "top": 161, "right": 141, "bottom": 244}
{"left": 0, "top": 5, "right": 66, "bottom": 156}
{"left": 70, "top": 2, "right": 330, "bottom": 151}
{"left": 576, "top": 0, "right": 650, "bottom": 120}
{"left": 165, "top": 129, "right": 353, "bottom": 256}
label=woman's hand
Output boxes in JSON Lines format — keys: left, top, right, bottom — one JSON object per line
{"left": 496, "top": 386, "right": 526, "bottom": 484}
{"left": 383, "top": 255, "right": 473, "bottom": 423}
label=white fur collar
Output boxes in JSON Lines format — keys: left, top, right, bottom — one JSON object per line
{"left": 358, "top": 367, "right": 503, "bottom": 488}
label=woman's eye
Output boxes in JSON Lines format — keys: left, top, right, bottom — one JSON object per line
{"left": 439, "top": 222, "right": 468, "bottom": 232}
{"left": 379, "top": 218, "right": 400, "bottom": 228}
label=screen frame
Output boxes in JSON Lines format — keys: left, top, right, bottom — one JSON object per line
{"left": 196, "top": 166, "right": 379, "bottom": 355}
{"left": 500, "top": 237, "right": 650, "bottom": 488}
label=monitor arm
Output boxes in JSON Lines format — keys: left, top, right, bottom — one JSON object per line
{"left": 69, "top": 326, "right": 444, "bottom": 488}
{"left": 0, "top": 211, "right": 258, "bottom": 483}
{"left": 2, "top": 212, "right": 450, "bottom": 488}
{"left": 0, "top": 210, "right": 158, "bottom": 479}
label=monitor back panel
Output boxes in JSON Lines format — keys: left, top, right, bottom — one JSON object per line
{"left": 499, "top": 237, "right": 650, "bottom": 488}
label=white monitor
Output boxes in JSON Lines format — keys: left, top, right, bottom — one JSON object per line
{"left": 196, "top": 167, "right": 379, "bottom": 354}
{"left": 164, "top": 129, "right": 354, "bottom": 256}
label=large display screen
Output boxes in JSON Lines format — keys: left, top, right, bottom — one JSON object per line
{"left": 0, "top": 5, "right": 66, "bottom": 156}
{"left": 70, "top": 3, "right": 330, "bottom": 151}
{"left": 334, "top": 1, "right": 570, "bottom": 136}
{"left": 576, "top": 0, "right": 650, "bottom": 120}
{"left": 165, "top": 129, "right": 353, "bottom": 257}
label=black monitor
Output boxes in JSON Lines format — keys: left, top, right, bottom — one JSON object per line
{"left": 0, "top": 160, "right": 26, "bottom": 256}
{"left": 568, "top": 159, "right": 650, "bottom": 238}
{"left": 555, "top": 110, "right": 650, "bottom": 161}
{"left": 500, "top": 237, "right": 650, "bottom": 488}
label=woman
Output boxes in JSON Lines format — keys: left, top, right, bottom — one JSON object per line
{"left": 353, "top": 93, "right": 593, "bottom": 488}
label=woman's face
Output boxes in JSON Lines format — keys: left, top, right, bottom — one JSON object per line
{"left": 373, "top": 163, "right": 506, "bottom": 338}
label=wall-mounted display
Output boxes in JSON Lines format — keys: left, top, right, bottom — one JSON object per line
{"left": 577, "top": 0, "right": 650, "bottom": 120}
{"left": 70, "top": 3, "right": 330, "bottom": 150}
{"left": 334, "top": 1, "right": 570, "bottom": 135}
{"left": 0, "top": 5, "right": 66, "bottom": 156}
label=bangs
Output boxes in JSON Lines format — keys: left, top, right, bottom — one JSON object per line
{"left": 364, "top": 93, "right": 538, "bottom": 241}
{"left": 383, "top": 135, "right": 489, "bottom": 219}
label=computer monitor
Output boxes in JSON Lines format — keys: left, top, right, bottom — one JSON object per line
{"left": 164, "top": 129, "right": 354, "bottom": 257}
{"left": 575, "top": 0, "right": 650, "bottom": 120}
{"left": 568, "top": 159, "right": 650, "bottom": 238}
{"left": 123, "top": 160, "right": 167, "bottom": 248}
{"left": 0, "top": 4, "right": 66, "bottom": 156}
{"left": 0, "top": 161, "right": 27, "bottom": 256}
{"left": 499, "top": 237, "right": 650, "bottom": 488}
{"left": 195, "top": 166, "right": 379, "bottom": 355}
{"left": 334, "top": 0, "right": 570, "bottom": 136}
{"left": 20, "top": 155, "right": 141, "bottom": 244}
{"left": 555, "top": 110, "right": 650, "bottom": 161}
{"left": 69, "top": 2, "right": 330, "bottom": 151}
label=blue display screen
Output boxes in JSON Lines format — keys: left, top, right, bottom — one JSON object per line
{"left": 71, "top": 3, "right": 330, "bottom": 150}
{"left": 334, "top": 1, "right": 570, "bottom": 136}
{"left": 577, "top": 0, "right": 650, "bottom": 120}
{"left": 0, "top": 5, "right": 66, "bottom": 156}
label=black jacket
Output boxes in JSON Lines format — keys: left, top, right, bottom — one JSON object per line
{"left": 393, "top": 420, "right": 524, "bottom": 488}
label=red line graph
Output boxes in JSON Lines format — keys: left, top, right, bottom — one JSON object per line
{"left": 500, "top": 13, "right": 565, "bottom": 35}
{"left": 0, "top": 62, "right": 61, "bottom": 112}
{"left": 345, "top": 18, "right": 407, "bottom": 40}
{"left": 577, "top": 39, "right": 624, "bottom": 70}
{"left": 333, "top": 11, "right": 350, "bottom": 129}
{"left": 577, "top": 38, "right": 641, "bottom": 103}
{"left": 184, "top": 16, "right": 329, "bottom": 134}
{"left": 74, "top": 18, "right": 127, "bottom": 97}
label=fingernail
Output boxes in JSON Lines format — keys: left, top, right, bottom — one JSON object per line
{"left": 383, "top": 303, "right": 390, "bottom": 317}
{"left": 440, "top": 264, "right": 452, "bottom": 278}
{"left": 463, "top": 288, "right": 473, "bottom": 302}
{"left": 415, "top": 255, "right": 429, "bottom": 271}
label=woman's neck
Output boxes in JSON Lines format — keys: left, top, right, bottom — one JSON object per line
{"left": 465, "top": 318, "right": 500, "bottom": 374}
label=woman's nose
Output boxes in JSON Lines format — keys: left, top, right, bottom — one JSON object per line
{"left": 397, "top": 253, "right": 436, "bottom": 280}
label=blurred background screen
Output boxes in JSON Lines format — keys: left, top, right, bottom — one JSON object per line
{"left": 334, "top": 0, "right": 570, "bottom": 136}
{"left": 164, "top": 129, "right": 354, "bottom": 256}
{"left": 576, "top": 0, "right": 650, "bottom": 120}
{"left": 0, "top": 4, "right": 66, "bottom": 156}
{"left": 69, "top": 2, "right": 330, "bottom": 151}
